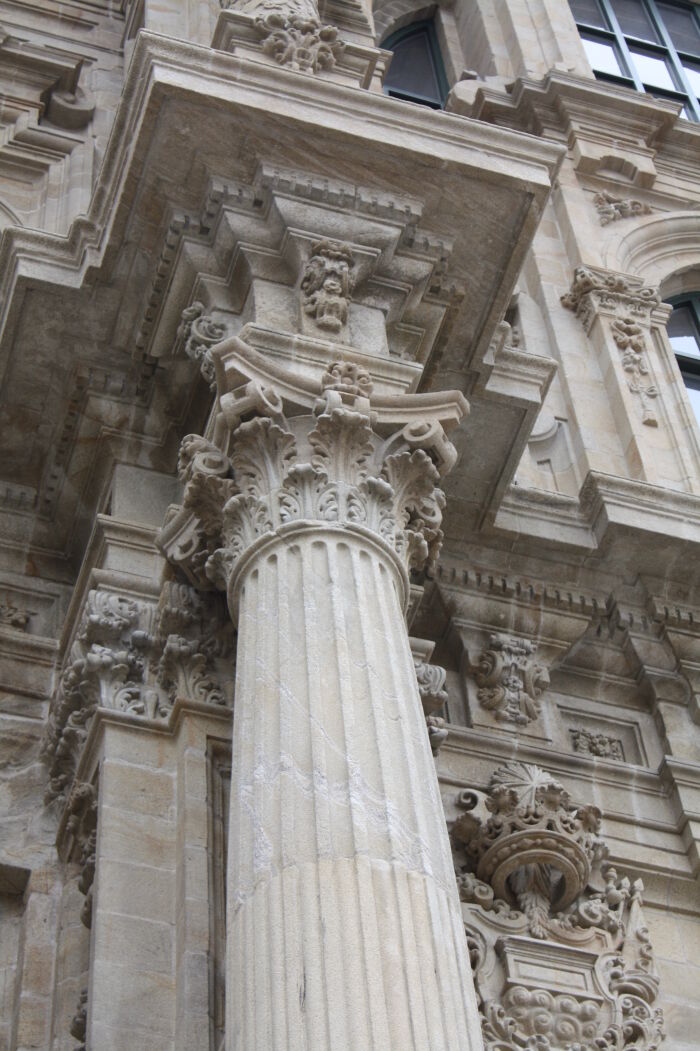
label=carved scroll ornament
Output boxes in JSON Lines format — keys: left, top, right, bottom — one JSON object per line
{"left": 42, "top": 585, "right": 234, "bottom": 804}
{"left": 470, "top": 633, "right": 549, "bottom": 725}
{"left": 414, "top": 656, "right": 449, "bottom": 755}
{"left": 159, "top": 353, "right": 467, "bottom": 612}
{"left": 219, "top": 0, "right": 344, "bottom": 72}
{"left": 177, "top": 301, "right": 228, "bottom": 389}
{"left": 452, "top": 762, "right": 665, "bottom": 1051}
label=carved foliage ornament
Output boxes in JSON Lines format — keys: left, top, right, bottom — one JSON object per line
{"left": 571, "top": 728, "right": 624, "bottom": 762}
{"left": 561, "top": 266, "right": 660, "bottom": 320}
{"left": 176, "top": 301, "right": 228, "bottom": 390}
{"left": 610, "top": 316, "right": 658, "bottom": 427}
{"left": 594, "top": 191, "right": 652, "bottom": 226}
{"left": 471, "top": 633, "right": 550, "bottom": 725}
{"left": 452, "top": 762, "right": 665, "bottom": 1051}
{"left": 219, "top": 0, "right": 344, "bottom": 73}
{"left": 414, "top": 656, "right": 449, "bottom": 755}
{"left": 165, "top": 362, "right": 457, "bottom": 596}
{"left": 42, "top": 585, "right": 234, "bottom": 804}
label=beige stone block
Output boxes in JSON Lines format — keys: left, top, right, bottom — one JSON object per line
{"left": 98, "top": 805, "right": 175, "bottom": 869}
{"left": 95, "top": 860, "right": 176, "bottom": 923}
{"left": 90, "top": 961, "right": 175, "bottom": 1035}
{"left": 101, "top": 759, "right": 176, "bottom": 820}
{"left": 94, "top": 913, "right": 174, "bottom": 975}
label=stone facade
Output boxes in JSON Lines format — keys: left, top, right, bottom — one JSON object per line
{"left": 0, "top": 1, "right": 698, "bottom": 1050}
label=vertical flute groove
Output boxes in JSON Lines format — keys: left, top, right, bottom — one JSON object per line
{"left": 226, "top": 531, "right": 482, "bottom": 1051}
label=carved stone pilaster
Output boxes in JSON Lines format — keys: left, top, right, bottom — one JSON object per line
{"left": 561, "top": 266, "right": 661, "bottom": 323}
{"left": 42, "top": 583, "right": 234, "bottom": 804}
{"left": 469, "top": 633, "right": 550, "bottom": 725}
{"left": 561, "top": 266, "right": 663, "bottom": 428}
{"left": 414, "top": 654, "right": 449, "bottom": 755}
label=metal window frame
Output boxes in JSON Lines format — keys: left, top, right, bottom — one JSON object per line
{"left": 381, "top": 19, "right": 450, "bottom": 109}
{"left": 572, "top": 0, "right": 700, "bottom": 120}
{"left": 666, "top": 294, "right": 700, "bottom": 432}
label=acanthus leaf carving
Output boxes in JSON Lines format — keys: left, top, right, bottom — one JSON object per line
{"left": 255, "top": 13, "right": 345, "bottom": 74}
{"left": 162, "top": 359, "right": 461, "bottom": 595}
{"left": 42, "top": 582, "right": 234, "bottom": 805}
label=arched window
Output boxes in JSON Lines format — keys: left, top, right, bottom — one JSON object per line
{"left": 382, "top": 20, "right": 449, "bottom": 109}
{"left": 666, "top": 293, "right": 700, "bottom": 423}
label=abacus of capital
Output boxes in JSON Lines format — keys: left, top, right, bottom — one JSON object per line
{"left": 160, "top": 341, "right": 481, "bottom": 1051}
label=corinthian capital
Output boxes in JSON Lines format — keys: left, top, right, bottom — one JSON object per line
{"left": 159, "top": 339, "right": 467, "bottom": 613}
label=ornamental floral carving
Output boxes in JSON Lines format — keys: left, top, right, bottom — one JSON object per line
{"left": 42, "top": 585, "right": 234, "bottom": 804}
{"left": 594, "top": 192, "right": 652, "bottom": 226}
{"left": 255, "top": 13, "right": 344, "bottom": 73}
{"left": 0, "top": 600, "right": 29, "bottom": 629}
{"left": 561, "top": 266, "right": 660, "bottom": 321}
{"left": 176, "top": 301, "right": 228, "bottom": 389}
{"left": 571, "top": 728, "right": 625, "bottom": 761}
{"left": 414, "top": 656, "right": 449, "bottom": 755}
{"left": 470, "top": 634, "right": 549, "bottom": 725}
{"left": 452, "top": 762, "right": 665, "bottom": 1051}
{"left": 301, "top": 240, "right": 355, "bottom": 332}
{"left": 65, "top": 780, "right": 98, "bottom": 928}
{"left": 220, "top": 0, "right": 344, "bottom": 71}
{"left": 160, "top": 356, "right": 465, "bottom": 601}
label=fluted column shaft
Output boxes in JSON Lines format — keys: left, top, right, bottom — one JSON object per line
{"left": 227, "top": 525, "right": 481, "bottom": 1050}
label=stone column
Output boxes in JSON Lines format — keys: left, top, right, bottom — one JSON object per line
{"left": 164, "top": 353, "right": 482, "bottom": 1051}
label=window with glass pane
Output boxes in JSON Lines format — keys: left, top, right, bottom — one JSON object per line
{"left": 382, "top": 21, "right": 448, "bottom": 109}
{"left": 568, "top": 0, "right": 700, "bottom": 120}
{"left": 666, "top": 295, "right": 700, "bottom": 425}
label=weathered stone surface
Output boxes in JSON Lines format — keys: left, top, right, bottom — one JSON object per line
{"left": 0, "top": 1, "right": 699, "bottom": 1050}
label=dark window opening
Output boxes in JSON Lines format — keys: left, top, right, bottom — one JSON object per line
{"left": 666, "top": 294, "right": 700, "bottom": 425}
{"left": 382, "top": 20, "right": 449, "bottom": 109}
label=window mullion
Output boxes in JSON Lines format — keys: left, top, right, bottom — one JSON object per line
{"left": 646, "top": 0, "right": 700, "bottom": 119}
{"left": 598, "top": 0, "right": 645, "bottom": 86}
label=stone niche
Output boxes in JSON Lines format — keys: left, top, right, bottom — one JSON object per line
{"left": 451, "top": 761, "right": 665, "bottom": 1051}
